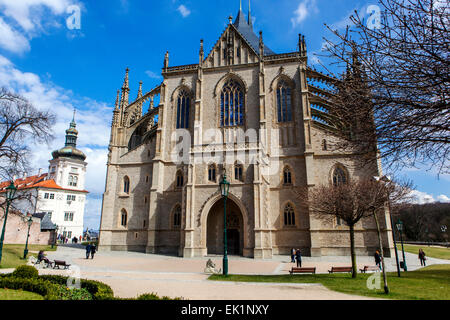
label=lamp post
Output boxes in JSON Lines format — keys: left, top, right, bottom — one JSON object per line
{"left": 52, "top": 225, "right": 58, "bottom": 249}
{"left": 377, "top": 175, "right": 401, "bottom": 277}
{"left": 441, "top": 225, "right": 448, "bottom": 248}
{"left": 0, "top": 181, "right": 17, "bottom": 264}
{"left": 396, "top": 219, "right": 407, "bottom": 272}
{"left": 23, "top": 214, "right": 33, "bottom": 259}
{"left": 219, "top": 172, "right": 230, "bottom": 276}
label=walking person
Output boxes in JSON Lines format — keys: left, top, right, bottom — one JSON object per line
{"left": 85, "top": 243, "right": 91, "bottom": 259}
{"left": 295, "top": 249, "right": 302, "bottom": 268}
{"left": 374, "top": 250, "right": 382, "bottom": 270}
{"left": 290, "top": 248, "right": 296, "bottom": 263}
{"left": 90, "top": 244, "right": 97, "bottom": 259}
{"left": 418, "top": 248, "right": 427, "bottom": 266}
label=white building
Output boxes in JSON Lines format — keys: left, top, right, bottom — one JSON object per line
{"left": 0, "top": 116, "right": 88, "bottom": 240}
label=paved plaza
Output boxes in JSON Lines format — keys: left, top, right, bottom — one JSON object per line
{"left": 3, "top": 244, "right": 449, "bottom": 300}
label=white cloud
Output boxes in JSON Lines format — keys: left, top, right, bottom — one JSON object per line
{"left": 291, "top": 0, "right": 317, "bottom": 27}
{"left": 177, "top": 4, "right": 191, "bottom": 18}
{"left": 0, "top": 55, "right": 111, "bottom": 230}
{"left": 145, "top": 70, "right": 162, "bottom": 80}
{"left": 436, "top": 194, "right": 450, "bottom": 203}
{"left": 408, "top": 190, "right": 435, "bottom": 204}
{"left": 0, "top": 0, "right": 78, "bottom": 53}
{"left": 0, "top": 17, "right": 30, "bottom": 53}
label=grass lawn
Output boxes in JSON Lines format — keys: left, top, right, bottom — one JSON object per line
{"left": 0, "top": 244, "right": 57, "bottom": 269}
{"left": 397, "top": 244, "right": 450, "bottom": 260}
{"left": 209, "top": 264, "right": 450, "bottom": 300}
{"left": 0, "top": 288, "right": 44, "bottom": 300}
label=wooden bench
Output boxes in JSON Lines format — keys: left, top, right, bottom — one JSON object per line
{"left": 359, "top": 266, "right": 380, "bottom": 273}
{"left": 289, "top": 267, "right": 316, "bottom": 274}
{"left": 34, "top": 257, "right": 54, "bottom": 268}
{"left": 53, "top": 260, "right": 71, "bottom": 269}
{"left": 328, "top": 266, "right": 353, "bottom": 273}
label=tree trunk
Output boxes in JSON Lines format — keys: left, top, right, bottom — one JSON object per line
{"left": 373, "top": 209, "right": 389, "bottom": 294}
{"left": 349, "top": 224, "right": 357, "bottom": 278}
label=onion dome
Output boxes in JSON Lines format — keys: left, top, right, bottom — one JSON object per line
{"left": 52, "top": 110, "right": 86, "bottom": 161}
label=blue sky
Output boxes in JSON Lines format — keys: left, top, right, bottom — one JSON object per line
{"left": 0, "top": 0, "right": 448, "bottom": 230}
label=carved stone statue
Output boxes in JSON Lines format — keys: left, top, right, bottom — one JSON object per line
{"left": 204, "top": 259, "right": 221, "bottom": 274}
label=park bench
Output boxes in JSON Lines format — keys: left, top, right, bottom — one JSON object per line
{"left": 328, "top": 266, "right": 353, "bottom": 274}
{"left": 359, "top": 266, "right": 380, "bottom": 273}
{"left": 289, "top": 267, "right": 316, "bottom": 274}
{"left": 53, "top": 260, "right": 71, "bottom": 270}
{"left": 34, "top": 257, "right": 54, "bottom": 269}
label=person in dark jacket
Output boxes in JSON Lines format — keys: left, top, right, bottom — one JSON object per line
{"left": 37, "top": 250, "right": 45, "bottom": 262}
{"left": 374, "top": 250, "right": 382, "bottom": 270}
{"left": 295, "top": 249, "right": 302, "bottom": 268}
{"left": 418, "top": 249, "right": 426, "bottom": 266}
{"left": 90, "top": 244, "right": 96, "bottom": 259}
{"left": 85, "top": 244, "right": 91, "bottom": 259}
{"left": 290, "top": 248, "right": 296, "bottom": 263}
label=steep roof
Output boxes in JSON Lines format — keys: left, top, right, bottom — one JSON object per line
{"left": 233, "top": 9, "right": 275, "bottom": 56}
{"left": 0, "top": 173, "right": 89, "bottom": 194}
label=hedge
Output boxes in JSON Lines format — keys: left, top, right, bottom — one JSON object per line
{"left": 0, "top": 277, "right": 60, "bottom": 300}
{"left": 39, "top": 275, "right": 114, "bottom": 300}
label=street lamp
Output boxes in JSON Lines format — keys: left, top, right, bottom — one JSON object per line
{"left": 52, "top": 225, "right": 58, "bottom": 249}
{"left": 376, "top": 175, "right": 401, "bottom": 277}
{"left": 23, "top": 214, "right": 33, "bottom": 259}
{"left": 441, "top": 225, "right": 448, "bottom": 248}
{"left": 219, "top": 171, "right": 230, "bottom": 276}
{"left": 396, "top": 219, "right": 407, "bottom": 272}
{"left": 0, "top": 181, "right": 17, "bottom": 264}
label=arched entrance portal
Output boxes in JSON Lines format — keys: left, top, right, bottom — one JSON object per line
{"left": 207, "top": 198, "right": 244, "bottom": 256}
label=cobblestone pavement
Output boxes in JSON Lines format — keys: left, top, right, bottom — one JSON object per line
{"left": 3, "top": 244, "right": 449, "bottom": 299}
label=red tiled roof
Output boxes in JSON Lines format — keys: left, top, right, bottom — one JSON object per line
{"left": 0, "top": 173, "right": 89, "bottom": 193}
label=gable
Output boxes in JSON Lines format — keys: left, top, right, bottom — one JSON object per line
{"left": 204, "top": 24, "right": 270, "bottom": 68}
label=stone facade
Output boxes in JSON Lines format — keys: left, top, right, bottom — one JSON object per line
{"left": 99, "top": 8, "right": 394, "bottom": 258}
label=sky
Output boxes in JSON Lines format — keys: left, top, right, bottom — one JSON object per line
{"left": 0, "top": 0, "right": 448, "bottom": 230}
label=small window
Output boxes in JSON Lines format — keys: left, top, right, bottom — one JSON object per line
{"left": 235, "top": 163, "right": 243, "bottom": 181}
{"left": 44, "top": 193, "right": 49, "bottom": 199}
{"left": 336, "top": 216, "right": 342, "bottom": 226}
{"left": 121, "top": 210, "right": 127, "bottom": 227}
{"left": 146, "top": 175, "right": 149, "bottom": 183}
{"left": 333, "top": 167, "right": 347, "bottom": 186}
{"left": 208, "top": 164, "right": 216, "bottom": 182}
{"left": 143, "top": 220, "right": 146, "bottom": 228}
{"left": 283, "top": 167, "right": 292, "bottom": 185}
{"left": 49, "top": 193, "right": 55, "bottom": 199}
{"left": 144, "top": 196, "right": 148, "bottom": 204}
{"left": 67, "top": 231, "right": 72, "bottom": 238}
{"left": 64, "top": 212, "right": 74, "bottom": 221}
{"left": 176, "top": 170, "right": 184, "bottom": 188}
{"left": 173, "top": 205, "right": 181, "bottom": 228}
{"left": 123, "top": 176, "right": 130, "bottom": 193}
{"left": 322, "top": 139, "right": 327, "bottom": 151}
{"left": 284, "top": 204, "right": 296, "bottom": 226}
{"left": 68, "top": 175, "right": 78, "bottom": 187}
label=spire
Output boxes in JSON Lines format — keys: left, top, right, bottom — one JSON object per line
{"left": 122, "top": 67, "right": 129, "bottom": 90}
{"left": 65, "top": 113, "right": 78, "bottom": 148}
{"left": 71, "top": 108, "right": 76, "bottom": 123}
{"left": 120, "top": 68, "right": 130, "bottom": 108}
{"left": 234, "top": 1, "right": 247, "bottom": 28}
{"left": 137, "top": 81, "right": 143, "bottom": 99}
{"left": 164, "top": 51, "right": 169, "bottom": 71}
{"left": 248, "top": 0, "right": 253, "bottom": 29}
{"left": 114, "top": 90, "right": 120, "bottom": 110}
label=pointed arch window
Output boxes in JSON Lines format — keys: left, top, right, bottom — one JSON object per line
{"left": 176, "top": 170, "right": 184, "bottom": 188}
{"left": 283, "top": 167, "right": 292, "bottom": 185}
{"left": 220, "top": 79, "right": 244, "bottom": 127}
{"left": 208, "top": 164, "right": 216, "bottom": 182}
{"left": 120, "top": 209, "right": 128, "bottom": 227}
{"left": 284, "top": 203, "right": 296, "bottom": 226}
{"left": 123, "top": 176, "right": 130, "bottom": 194}
{"left": 333, "top": 167, "right": 347, "bottom": 186}
{"left": 173, "top": 205, "right": 181, "bottom": 229}
{"left": 277, "top": 80, "right": 293, "bottom": 123}
{"left": 234, "top": 163, "right": 243, "bottom": 182}
{"left": 176, "top": 90, "right": 190, "bottom": 129}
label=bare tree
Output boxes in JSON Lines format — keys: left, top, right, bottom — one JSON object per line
{"left": 0, "top": 87, "right": 55, "bottom": 181}
{"left": 297, "top": 177, "right": 412, "bottom": 280}
{"left": 0, "top": 87, "right": 55, "bottom": 213}
{"left": 322, "top": 0, "right": 450, "bottom": 173}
